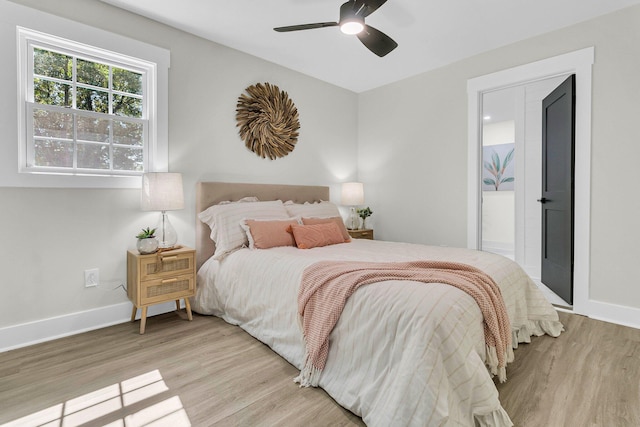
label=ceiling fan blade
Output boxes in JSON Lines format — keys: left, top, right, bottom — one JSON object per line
{"left": 357, "top": 25, "right": 397, "bottom": 57}
{"left": 274, "top": 22, "right": 339, "bottom": 32}
{"left": 355, "top": 0, "right": 388, "bottom": 17}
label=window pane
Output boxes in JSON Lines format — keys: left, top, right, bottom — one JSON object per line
{"left": 113, "top": 94, "right": 142, "bottom": 118}
{"left": 34, "top": 79, "right": 72, "bottom": 107}
{"left": 77, "top": 58, "right": 108, "bottom": 88}
{"left": 113, "top": 68, "right": 142, "bottom": 95}
{"left": 33, "top": 109, "right": 73, "bottom": 139}
{"left": 113, "top": 120, "right": 143, "bottom": 146}
{"left": 34, "top": 139, "right": 73, "bottom": 167}
{"left": 77, "top": 116, "right": 109, "bottom": 143}
{"left": 76, "top": 87, "right": 108, "bottom": 113}
{"left": 24, "top": 33, "right": 154, "bottom": 179}
{"left": 34, "top": 48, "right": 71, "bottom": 80}
{"left": 113, "top": 147, "right": 143, "bottom": 171}
{"left": 77, "top": 143, "right": 109, "bottom": 169}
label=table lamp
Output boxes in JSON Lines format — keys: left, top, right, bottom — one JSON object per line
{"left": 341, "top": 182, "right": 364, "bottom": 230}
{"left": 141, "top": 172, "right": 184, "bottom": 249}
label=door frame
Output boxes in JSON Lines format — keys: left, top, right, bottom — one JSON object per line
{"left": 467, "top": 47, "right": 593, "bottom": 316}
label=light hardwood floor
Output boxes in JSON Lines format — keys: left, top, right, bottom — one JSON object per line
{"left": 0, "top": 310, "right": 638, "bottom": 426}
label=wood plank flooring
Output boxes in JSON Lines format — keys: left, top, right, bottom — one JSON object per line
{"left": 495, "top": 311, "right": 640, "bottom": 426}
{"left": 0, "top": 310, "right": 638, "bottom": 426}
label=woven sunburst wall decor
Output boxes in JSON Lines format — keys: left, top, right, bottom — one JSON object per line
{"left": 235, "top": 82, "right": 300, "bottom": 160}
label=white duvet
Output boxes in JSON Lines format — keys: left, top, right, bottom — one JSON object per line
{"left": 191, "top": 239, "right": 563, "bottom": 426}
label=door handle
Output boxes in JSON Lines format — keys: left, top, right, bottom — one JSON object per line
{"left": 537, "top": 197, "right": 548, "bottom": 203}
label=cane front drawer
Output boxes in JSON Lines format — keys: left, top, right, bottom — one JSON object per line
{"left": 127, "top": 246, "right": 196, "bottom": 307}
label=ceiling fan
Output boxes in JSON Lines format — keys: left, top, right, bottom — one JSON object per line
{"left": 273, "top": 0, "right": 398, "bottom": 57}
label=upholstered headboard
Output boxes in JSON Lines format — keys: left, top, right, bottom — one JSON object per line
{"left": 195, "top": 182, "right": 330, "bottom": 269}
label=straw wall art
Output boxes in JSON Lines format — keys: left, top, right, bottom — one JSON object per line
{"left": 235, "top": 82, "right": 300, "bottom": 160}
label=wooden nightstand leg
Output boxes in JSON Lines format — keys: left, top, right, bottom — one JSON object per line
{"left": 175, "top": 300, "right": 181, "bottom": 311}
{"left": 140, "top": 306, "right": 148, "bottom": 334}
{"left": 184, "top": 297, "right": 193, "bottom": 321}
{"left": 130, "top": 305, "right": 137, "bottom": 322}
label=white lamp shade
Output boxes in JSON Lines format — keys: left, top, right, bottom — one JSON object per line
{"left": 141, "top": 173, "right": 185, "bottom": 211}
{"left": 341, "top": 182, "right": 364, "bottom": 205}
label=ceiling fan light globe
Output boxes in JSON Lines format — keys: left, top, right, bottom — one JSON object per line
{"left": 341, "top": 21, "right": 364, "bottom": 34}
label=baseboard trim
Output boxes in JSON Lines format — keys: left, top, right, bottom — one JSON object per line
{"left": 585, "top": 299, "right": 640, "bottom": 330}
{"left": 2, "top": 296, "right": 638, "bottom": 353}
{"left": 530, "top": 280, "right": 640, "bottom": 330}
{"left": 0, "top": 301, "right": 181, "bottom": 353}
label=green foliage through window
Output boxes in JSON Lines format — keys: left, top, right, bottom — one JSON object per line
{"left": 30, "top": 46, "right": 146, "bottom": 174}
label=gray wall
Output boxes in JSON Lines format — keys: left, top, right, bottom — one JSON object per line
{"left": 0, "top": 0, "right": 358, "bottom": 329}
{"left": 358, "top": 5, "right": 640, "bottom": 313}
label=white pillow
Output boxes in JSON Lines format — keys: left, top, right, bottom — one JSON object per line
{"left": 218, "top": 196, "right": 258, "bottom": 205}
{"left": 198, "top": 200, "right": 289, "bottom": 259}
{"left": 283, "top": 200, "right": 341, "bottom": 218}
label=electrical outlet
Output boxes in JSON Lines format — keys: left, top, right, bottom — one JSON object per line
{"left": 84, "top": 268, "right": 99, "bottom": 288}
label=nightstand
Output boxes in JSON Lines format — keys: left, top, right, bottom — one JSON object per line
{"left": 348, "top": 228, "right": 374, "bottom": 240}
{"left": 127, "top": 246, "right": 196, "bottom": 334}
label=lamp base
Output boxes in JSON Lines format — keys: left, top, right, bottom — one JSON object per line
{"left": 346, "top": 207, "right": 360, "bottom": 230}
{"left": 156, "top": 211, "right": 178, "bottom": 248}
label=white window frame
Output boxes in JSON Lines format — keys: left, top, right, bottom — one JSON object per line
{"left": 0, "top": 0, "right": 169, "bottom": 189}
{"left": 17, "top": 27, "right": 162, "bottom": 185}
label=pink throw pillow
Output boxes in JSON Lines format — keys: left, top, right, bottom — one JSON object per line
{"left": 243, "top": 219, "right": 299, "bottom": 249}
{"left": 289, "top": 222, "right": 347, "bottom": 249}
{"left": 302, "top": 216, "right": 351, "bottom": 242}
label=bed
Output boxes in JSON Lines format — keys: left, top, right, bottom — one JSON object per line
{"left": 192, "top": 182, "right": 564, "bottom": 426}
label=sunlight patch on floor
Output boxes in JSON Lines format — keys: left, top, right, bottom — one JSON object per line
{"left": 124, "top": 396, "right": 191, "bottom": 427}
{"left": 0, "top": 370, "right": 190, "bottom": 427}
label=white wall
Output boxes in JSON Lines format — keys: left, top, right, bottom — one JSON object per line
{"left": 0, "top": 0, "right": 358, "bottom": 339}
{"left": 481, "top": 191, "right": 514, "bottom": 247}
{"left": 482, "top": 120, "right": 515, "bottom": 253}
{"left": 483, "top": 121, "right": 515, "bottom": 147}
{"left": 359, "top": 5, "right": 640, "bottom": 318}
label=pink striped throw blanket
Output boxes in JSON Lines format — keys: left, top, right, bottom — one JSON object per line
{"left": 294, "top": 260, "right": 513, "bottom": 387}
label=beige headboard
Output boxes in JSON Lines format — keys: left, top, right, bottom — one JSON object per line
{"left": 195, "top": 182, "right": 330, "bottom": 269}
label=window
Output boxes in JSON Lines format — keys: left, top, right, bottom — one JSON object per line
{"left": 14, "top": 26, "right": 168, "bottom": 186}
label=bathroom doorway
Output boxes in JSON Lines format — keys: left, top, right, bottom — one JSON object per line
{"left": 480, "top": 76, "right": 570, "bottom": 306}
{"left": 467, "top": 47, "right": 594, "bottom": 315}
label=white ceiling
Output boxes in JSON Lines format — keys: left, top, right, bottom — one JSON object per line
{"left": 100, "top": 0, "right": 640, "bottom": 93}
{"left": 483, "top": 86, "right": 518, "bottom": 124}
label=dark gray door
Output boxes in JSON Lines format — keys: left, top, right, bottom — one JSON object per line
{"left": 540, "top": 75, "right": 575, "bottom": 304}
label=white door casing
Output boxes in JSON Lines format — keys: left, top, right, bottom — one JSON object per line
{"left": 467, "top": 47, "right": 593, "bottom": 316}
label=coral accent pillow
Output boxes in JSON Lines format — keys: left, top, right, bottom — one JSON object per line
{"left": 242, "top": 219, "right": 300, "bottom": 249}
{"left": 289, "top": 222, "right": 347, "bottom": 249}
{"left": 302, "top": 216, "right": 351, "bottom": 242}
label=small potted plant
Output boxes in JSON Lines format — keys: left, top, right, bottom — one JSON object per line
{"left": 356, "top": 207, "right": 373, "bottom": 230}
{"left": 136, "top": 227, "right": 159, "bottom": 254}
